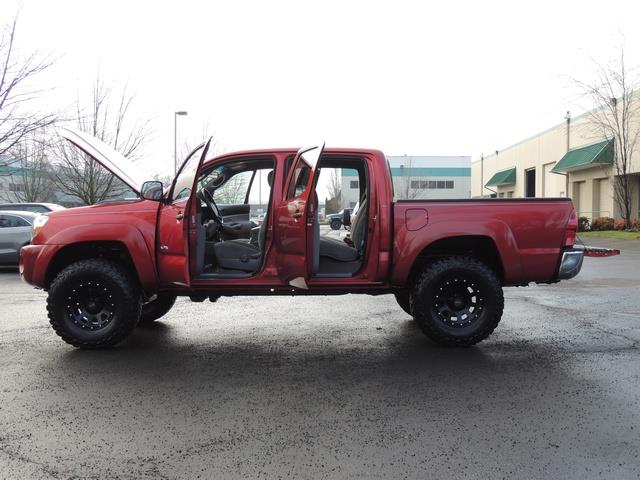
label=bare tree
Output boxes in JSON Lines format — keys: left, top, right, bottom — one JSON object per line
{"left": 574, "top": 47, "right": 640, "bottom": 228}
{"left": 212, "top": 174, "right": 248, "bottom": 204}
{"left": 178, "top": 120, "right": 225, "bottom": 164}
{"left": 395, "top": 173, "right": 421, "bottom": 199}
{"left": 51, "top": 74, "right": 152, "bottom": 205}
{"left": 0, "top": 11, "right": 58, "bottom": 164}
{"left": 327, "top": 168, "right": 342, "bottom": 202}
{"left": 0, "top": 132, "right": 55, "bottom": 202}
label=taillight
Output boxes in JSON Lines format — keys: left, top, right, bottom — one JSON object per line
{"left": 564, "top": 208, "right": 578, "bottom": 246}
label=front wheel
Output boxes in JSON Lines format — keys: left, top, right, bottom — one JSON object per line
{"left": 411, "top": 256, "right": 503, "bottom": 347}
{"left": 47, "top": 259, "right": 142, "bottom": 349}
{"left": 140, "top": 293, "right": 177, "bottom": 324}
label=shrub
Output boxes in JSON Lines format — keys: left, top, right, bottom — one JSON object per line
{"left": 614, "top": 218, "right": 639, "bottom": 231}
{"left": 590, "top": 217, "right": 615, "bottom": 231}
{"left": 613, "top": 219, "right": 626, "bottom": 231}
{"left": 578, "top": 216, "right": 590, "bottom": 232}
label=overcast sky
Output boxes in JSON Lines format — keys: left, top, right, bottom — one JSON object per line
{"left": 6, "top": 0, "right": 640, "bottom": 179}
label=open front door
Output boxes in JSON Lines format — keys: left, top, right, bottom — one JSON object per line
{"left": 275, "top": 144, "right": 324, "bottom": 289}
{"left": 157, "top": 139, "right": 212, "bottom": 287}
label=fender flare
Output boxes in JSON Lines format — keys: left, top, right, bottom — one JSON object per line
{"left": 45, "top": 224, "right": 158, "bottom": 290}
{"left": 391, "top": 218, "right": 522, "bottom": 286}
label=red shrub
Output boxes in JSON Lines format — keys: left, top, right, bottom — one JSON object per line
{"left": 614, "top": 219, "right": 626, "bottom": 230}
{"left": 590, "top": 217, "right": 615, "bottom": 231}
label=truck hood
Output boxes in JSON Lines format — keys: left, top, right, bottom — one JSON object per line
{"left": 59, "top": 127, "right": 147, "bottom": 196}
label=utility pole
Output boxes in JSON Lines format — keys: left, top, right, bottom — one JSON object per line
{"left": 564, "top": 110, "right": 571, "bottom": 197}
{"left": 480, "top": 153, "right": 484, "bottom": 198}
{"left": 174, "top": 111, "right": 188, "bottom": 175}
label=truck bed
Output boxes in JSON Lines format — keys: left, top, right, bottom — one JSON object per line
{"left": 391, "top": 198, "right": 575, "bottom": 286}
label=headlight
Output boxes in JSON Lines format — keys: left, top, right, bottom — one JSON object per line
{"left": 31, "top": 215, "right": 49, "bottom": 239}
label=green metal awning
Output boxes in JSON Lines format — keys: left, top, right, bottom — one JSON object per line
{"left": 485, "top": 167, "right": 516, "bottom": 187}
{"left": 551, "top": 139, "right": 613, "bottom": 173}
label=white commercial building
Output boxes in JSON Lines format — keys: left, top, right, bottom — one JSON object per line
{"left": 341, "top": 155, "right": 471, "bottom": 208}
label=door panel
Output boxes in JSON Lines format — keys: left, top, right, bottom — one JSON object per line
{"left": 156, "top": 199, "right": 189, "bottom": 286}
{"left": 275, "top": 144, "right": 324, "bottom": 287}
{"left": 156, "top": 138, "right": 212, "bottom": 286}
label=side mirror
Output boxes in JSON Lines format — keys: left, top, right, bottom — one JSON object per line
{"left": 141, "top": 180, "right": 164, "bottom": 201}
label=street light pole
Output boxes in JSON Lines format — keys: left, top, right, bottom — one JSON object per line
{"left": 174, "top": 111, "right": 188, "bottom": 175}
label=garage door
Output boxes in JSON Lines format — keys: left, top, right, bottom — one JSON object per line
{"left": 598, "top": 178, "right": 611, "bottom": 217}
{"left": 577, "top": 181, "right": 589, "bottom": 217}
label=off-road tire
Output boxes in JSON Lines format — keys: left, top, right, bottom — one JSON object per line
{"left": 410, "top": 256, "right": 503, "bottom": 347}
{"left": 140, "top": 293, "right": 177, "bottom": 324}
{"left": 394, "top": 291, "right": 412, "bottom": 316}
{"left": 330, "top": 219, "right": 342, "bottom": 230}
{"left": 47, "top": 259, "right": 142, "bottom": 349}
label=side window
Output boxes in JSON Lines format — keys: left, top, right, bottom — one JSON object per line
{"left": 0, "top": 215, "right": 28, "bottom": 227}
{"left": 287, "top": 164, "right": 311, "bottom": 199}
{"left": 171, "top": 145, "right": 205, "bottom": 203}
{"left": 213, "top": 171, "right": 253, "bottom": 205}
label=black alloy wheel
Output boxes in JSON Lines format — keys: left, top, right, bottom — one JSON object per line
{"left": 47, "top": 259, "right": 141, "bottom": 348}
{"left": 411, "top": 256, "right": 503, "bottom": 347}
{"left": 433, "top": 275, "right": 483, "bottom": 328}
{"left": 65, "top": 280, "right": 117, "bottom": 331}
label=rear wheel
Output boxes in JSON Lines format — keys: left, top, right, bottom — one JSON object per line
{"left": 330, "top": 219, "right": 341, "bottom": 230}
{"left": 411, "top": 256, "right": 503, "bottom": 347}
{"left": 47, "top": 259, "right": 141, "bottom": 348}
{"left": 140, "top": 293, "right": 177, "bottom": 324}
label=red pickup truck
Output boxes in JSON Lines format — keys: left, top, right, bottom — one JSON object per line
{"left": 20, "top": 128, "right": 617, "bottom": 349}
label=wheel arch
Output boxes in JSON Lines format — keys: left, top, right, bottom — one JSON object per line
{"left": 44, "top": 240, "right": 157, "bottom": 291}
{"left": 406, "top": 235, "right": 505, "bottom": 286}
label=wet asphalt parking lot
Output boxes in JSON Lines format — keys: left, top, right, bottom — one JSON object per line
{"left": 0, "top": 236, "right": 639, "bottom": 479}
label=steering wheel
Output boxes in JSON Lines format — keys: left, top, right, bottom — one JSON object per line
{"left": 201, "top": 188, "right": 223, "bottom": 224}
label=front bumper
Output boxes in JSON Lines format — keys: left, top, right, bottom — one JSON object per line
{"left": 557, "top": 245, "right": 584, "bottom": 280}
{"left": 19, "top": 244, "right": 48, "bottom": 288}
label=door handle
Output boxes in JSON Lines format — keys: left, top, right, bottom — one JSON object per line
{"left": 176, "top": 212, "right": 184, "bottom": 220}
{"left": 292, "top": 211, "right": 303, "bottom": 219}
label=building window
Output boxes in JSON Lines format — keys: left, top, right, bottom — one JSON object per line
{"left": 8, "top": 183, "right": 24, "bottom": 192}
{"left": 350, "top": 180, "right": 359, "bottom": 189}
{"left": 406, "top": 179, "right": 456, "bottom": 190}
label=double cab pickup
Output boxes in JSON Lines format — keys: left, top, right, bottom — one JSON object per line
{"left": 19, "top": 128, "right": 618, "bottom": 348}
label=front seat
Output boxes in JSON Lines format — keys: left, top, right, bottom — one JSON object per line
{"left": 318, "top": 195, "right": 368, "bottom": 262}
{"left": 212, "top": 171, "right": 273, "bottom": 272}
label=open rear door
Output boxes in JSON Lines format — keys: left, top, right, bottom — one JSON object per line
{"left": 274, "top": 144, "right": 324, "bottom": 289}
{"left": 156, "top": 139, "right": 212, "bottom": 287}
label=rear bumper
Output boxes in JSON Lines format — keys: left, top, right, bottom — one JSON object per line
{"left": 557, "top": 245, "right": 584, "bottom": 280}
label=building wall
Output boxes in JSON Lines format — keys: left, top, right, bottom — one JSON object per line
{"left": 342, "top": 155, "right": 471, "bottom": 207}
{"left": 471, "top": 109, "right": 640, "bottom": 220}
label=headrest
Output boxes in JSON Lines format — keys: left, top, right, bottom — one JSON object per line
{"left": 267, "top": 170, "right": 274, "bottom": 187}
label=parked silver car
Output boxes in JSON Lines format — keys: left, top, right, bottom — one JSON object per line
{"left": 0, "top": 202, "right": 65, "bottom": 213}
{"left": 0, "top": 211, "right": 39, "bottom": 266}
